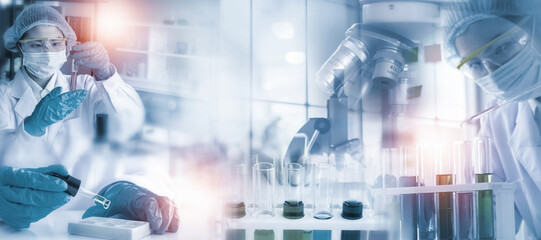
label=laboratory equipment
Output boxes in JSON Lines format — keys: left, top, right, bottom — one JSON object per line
{"left": 254, "top": 230, "right": 274, "bottom": 240}
{"left": 341, "top": 160, "right": 364, "bottom": 220}
{"left": 47, "top": 172, "right": 111, "bottom": 209}
{"left": 417, "top": 144, "right": 436, "bottom": 240}
{"left": 313, "top": 161, "right": 334, "bottom": 220}
{"left": 68, "top": 216, "right": 150, "bottom": 240}
{"left": 460, "top": 82, "right": 541, "bottom": 127}
{"left": 435, "top": 143, "right": 454, "bottom": 240}
{"left": 283, "top": 163, "right": 305, "bottom": 219}
{"left": 252, "top": 162, "right": 275, "bottom": 218}
{"left": 71, "top": 60, "right": 77, "bottom": 91}
{"left": 398, "top": 146, "right": 417, "bottom": 240}
{"left": 473, "top": 137, "right": 495, "bottom": 239}
{"left": 341, "top": 160, "right": 364, "bottom": 240}
{"left": 225, "top": 162, "right": 247, "bottom": 219}
{"left": 379, "top": 148, "right": 399, "bottom": 239}
{"left": 70, "top": 40, "right": 80, "bottom": 91}
{"left": 316, "top": 23, "right": 418, "bottom": 103}
{"left": 454, "top": 141, "right": 476, "bottom": 240}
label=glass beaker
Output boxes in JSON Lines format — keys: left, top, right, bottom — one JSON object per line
{"left": 312, "top": 162, "right": 334, "bottom": 220}
{"left": 252, "top": 162, "right": 275, "bottom": 218}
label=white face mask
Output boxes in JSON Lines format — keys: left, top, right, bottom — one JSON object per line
{"left": 22, "top": 50, "right": 67, "bottom": 79}
{"left": 473, "top": 33, "right": 541, "bottom": 102}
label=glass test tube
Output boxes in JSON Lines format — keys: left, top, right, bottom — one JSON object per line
{"left": 454, "top": 141, "right": 476, "bottom": 240}
{"left": 252, "top": 162, "right": 275, "bottom": 218}
{"left": 70, "top": 41, "right": 81, "bottom": 91}
{"left": 381, "top": 148, "right": 399, "bottom": 238}
{"left": 435, "top": 143, "right": 454, "bottom": 240}
{"left": 313, "top": 162, "right": 334, "bottom": 220}
{"left": 283, "top": 163, "right": 305, "bottom": 219}
{"left": 225, "top": 162, "right": 247, "bottom": 219}
{"left": 340, "top": 160, "right": 364, "bottom": 240}
{"left": 417, "top": 144, "right": 436, "bottom": 240}
{"left": 341, "top": 160, "right": 364, "bottom": 220}
{"left": 473, "top": 137, "right": 494, "bottom": 240}
{"left": 399, "top": 146, "right": 418, "bottom": 240}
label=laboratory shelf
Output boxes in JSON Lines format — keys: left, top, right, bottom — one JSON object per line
{"left": 226, "top": 208, "right": 387, "bottom": 240}
{"left": 124, "top": 76, "right": 210, "bottom": 100}
{"left": 116, "top": 48, "right": 148, "bottom": 54}
{"left": 116, "top": 48, "right": 206, "bottom": 60}
{"left": 118, "top": 22, "right": 212, "bottom": 31}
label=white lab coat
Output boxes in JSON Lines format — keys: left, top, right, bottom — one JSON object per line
{"left": 479, "top": 99, "right": 541, "bottom": 239}
{"left": 0, "top": 69, "right": 171, "bottom": 209}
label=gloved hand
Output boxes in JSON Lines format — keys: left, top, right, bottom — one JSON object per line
{"left": 24, "top": 87, "right": 88, "bottom": 136}
{"left": 83, "top": 181, "right": 179, "bottom": 234}
{"left": 0, "top": 165, "right": 71, "bottom": 229}
{"left": 71, "top": 42, "right": 114, "bottom": 80}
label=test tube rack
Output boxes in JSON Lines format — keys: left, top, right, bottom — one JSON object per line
{"left": 371, "top": 182, "right": 516, "bottom": 240}
{"left": 225, "top": 207, "right": 385, "bottom": 240}
{"left": 224, "top": 182, "right": 515, "bottom": 240}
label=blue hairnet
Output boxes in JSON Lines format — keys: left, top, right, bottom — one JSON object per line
{"left": 3, "top": 4, "right": 77, "bottom": 53}
{"left": 441, "top": 0, "right": 539, "bottom": 63}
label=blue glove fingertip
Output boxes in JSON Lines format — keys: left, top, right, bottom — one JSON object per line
{"left": 50, "top": 87, "right": 62, "bottom": 97}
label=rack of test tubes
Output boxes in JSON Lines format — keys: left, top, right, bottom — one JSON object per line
{"left": 222, "top": 137, "right": 517, "bottom": 240}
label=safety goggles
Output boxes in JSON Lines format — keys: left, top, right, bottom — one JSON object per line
{"left": 456, "top": 20, "right": 530, "bottom": 80}
{"left": 19, "top": 38, "right": 67, "bottom": 53}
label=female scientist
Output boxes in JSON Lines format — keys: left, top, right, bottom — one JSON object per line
{"left": 443, "top": 0, "right": 541, "bottom": 237}
{"left": 0, "top": 4, "right": 178, "bottom": 234}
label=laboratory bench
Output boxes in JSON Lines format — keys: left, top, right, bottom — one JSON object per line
{"left": 0, "top": 210, "right": 211, "bottom": 240}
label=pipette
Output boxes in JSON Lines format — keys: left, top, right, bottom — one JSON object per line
{"left": 460, "top": 82, "right": 541, "bottom": 128}
{"left": 47, "top": 172, "right": 111, "bottom": 209}
{"left": 77, "top": 186, "right": 111, "bottom": 209}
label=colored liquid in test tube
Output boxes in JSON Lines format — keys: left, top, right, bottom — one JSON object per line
{"left": 474, "top": 138, "right": 495, "bottom": 240}
{"left": 78, "top": 186, "right": 111, "bottom": 209}
{"left": 435, "top": 143, "right": 454, "bottom": 240}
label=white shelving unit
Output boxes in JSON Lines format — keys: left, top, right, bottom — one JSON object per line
{"left": 111, "top": 21, "right": 215, "bottom": 98}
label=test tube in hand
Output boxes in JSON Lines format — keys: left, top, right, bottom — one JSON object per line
{"left": 70, "top": 42, "right": 81, "bottom": 91}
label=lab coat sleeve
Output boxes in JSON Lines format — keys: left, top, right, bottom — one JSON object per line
{"left": 77, "top": 71, "right": 173, "bottom": 199}
{"left": 83, "top": 69, "right": 145, "bottom": 142}
{"left": 0, "top": 93, "right": 50, "bottom": 166}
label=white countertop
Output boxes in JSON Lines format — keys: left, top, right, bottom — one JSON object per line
{"left": 0, "top": 210, "right": 216, "bottom": 240}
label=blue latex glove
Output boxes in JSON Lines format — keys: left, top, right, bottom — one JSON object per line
{"left": 24, "top": 87, "right": 88, "bottom": 136}
{"left": 71, "top": 42, "right": 114, "bottom": 80}
{"left": 83, "top": 181, "right": 179, "bottom": 234}
{"left": 0, "top": 165, "right": 71, "bottom": 229}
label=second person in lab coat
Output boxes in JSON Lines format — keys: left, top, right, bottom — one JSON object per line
{"left": 0, "top": 4, "right": 179, "bottom": 234}
{"left": 443, "top": 0, "right": 541, "bottom": 238}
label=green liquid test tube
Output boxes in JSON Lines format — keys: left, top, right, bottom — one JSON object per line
{"left": 476, "top": 173, "right": 494, "bottom": 240}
